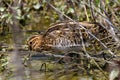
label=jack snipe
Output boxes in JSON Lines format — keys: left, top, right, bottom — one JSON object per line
{"left": 27, "top": 21, "right": 111, "bottom": 54}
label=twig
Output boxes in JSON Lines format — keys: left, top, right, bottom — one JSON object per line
{"left": 91, "top": 58, "right": 109, "bottom": 79}
{"left": 89, "top": 0, "right": 96, "bottom": 22}
{"left": 46, "top": 1, "right": 116, "bottom": 56}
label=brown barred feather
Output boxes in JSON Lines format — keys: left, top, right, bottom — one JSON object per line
{"left": 27, "top": 21, "right": 111, "bottom": 53}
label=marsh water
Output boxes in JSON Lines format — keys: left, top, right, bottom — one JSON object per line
{"left": 0, "top": 0, "right": 120, "bottom": 80}
{"left": 0, "top": 13, "right": 118, "bottom": 80}
{"left": 0, "top": 21, "right": 110, "bottom": 80}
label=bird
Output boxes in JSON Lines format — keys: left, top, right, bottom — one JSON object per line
{"left": 27, "top": 21, "right": 110, "bottom": 54}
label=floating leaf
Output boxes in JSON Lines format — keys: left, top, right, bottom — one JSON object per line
{"left": 2, "top": 48, "right": 6, "bottom": 52}
{"left": 1, "top": 14, "right": 9, "bottom": 19}
{"left": 67, "top": 8, "right": 74, "bottom": 14}
{"left": 109, "top": 68, "right": 119, "bottom": 80}
{"left": 0, "top": 7, "right": 5, "bottom": 12}
{"left": 33, "top": 3, "right": 41, "bottom": 10}
{"left": 1, "top": 62, "right": 9, "bottom": 67}
{"left": 6, "top": 15, "right": 13, "bottom": 24}
{"left": 17, "top": 9, "right": 22, "bottom": 17}
{"left": 15, "top": 15, "right": 23, "bottom": 20}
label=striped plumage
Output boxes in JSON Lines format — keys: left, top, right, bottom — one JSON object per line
{"left": 27, "top": 21, "right": 110, "bottom": 54}
{"left": 27, "top": 35, "right": 43, "bottom": 51}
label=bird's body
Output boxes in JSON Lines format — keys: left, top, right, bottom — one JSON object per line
{"left": 27, "top": 21, "right": 110, "bottom": 54}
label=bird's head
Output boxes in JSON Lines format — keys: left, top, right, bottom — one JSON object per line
{"left": 27, "top": 35, "right": 43, "bottom": 51}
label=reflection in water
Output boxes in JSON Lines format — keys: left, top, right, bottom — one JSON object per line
{"left": 26, "top": 21, "right": 116, "bottom": 80}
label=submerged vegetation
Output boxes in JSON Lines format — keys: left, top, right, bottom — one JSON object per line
{"left": 0, "top": 0, "right": 120, "bottom": 80}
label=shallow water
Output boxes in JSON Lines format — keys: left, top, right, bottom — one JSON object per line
{"left": 0, "top": 15, "right": 117, "bottom": 80}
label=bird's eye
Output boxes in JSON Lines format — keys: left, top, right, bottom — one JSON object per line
{"left": 30, "top": 42, "right": 32, "bottom": 44}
